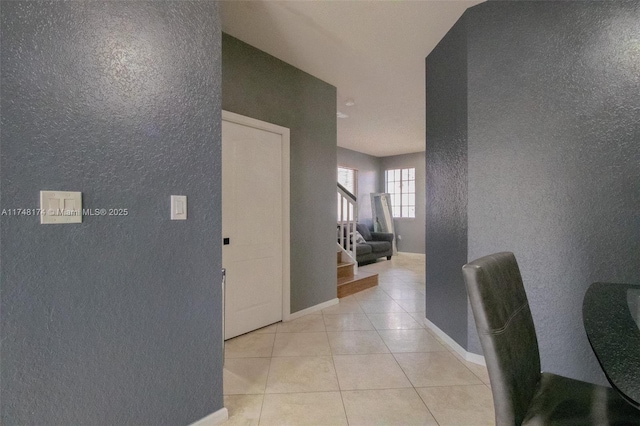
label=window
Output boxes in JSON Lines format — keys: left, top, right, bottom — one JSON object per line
{"left": 385, "top": 168, "right": 415, "bottom": 218}
{"left": 337, "top": 166, "right": 356, "bottom": 195}
{"left": 337, "top": 166, "right": 357, "bottom": 221}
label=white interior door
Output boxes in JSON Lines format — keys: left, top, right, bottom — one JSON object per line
{"left": 222, "top": 117, "right": 285, "bottom": 339}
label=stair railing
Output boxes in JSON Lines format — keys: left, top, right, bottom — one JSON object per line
{"left": 337, "top": 183, "right": 357, "bottom": 264}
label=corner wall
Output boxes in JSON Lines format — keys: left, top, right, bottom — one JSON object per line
{"left": 425, "top": 14, "right": 469, "bottom": 348}
{"left": 426, "top": 0, "right": 640, "bottom": 385}
{"left": 465, "top": 0, "right": 640, "bottom": 384}
{"left": 1, "top": 2, "right": 223, "bottom": 424}
{"left": 222, "top": 34, "right": 337, "bottom": 313}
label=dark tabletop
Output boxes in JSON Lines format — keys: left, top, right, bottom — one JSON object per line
{"left": 583, "top": 282, "right": 640, "bottom": 409}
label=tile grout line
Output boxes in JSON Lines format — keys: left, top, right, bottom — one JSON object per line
{"left": 389, "top": 267, "right": 443, "bottom": 426}
{"left": 255, "top": 324, "right": 280, "bottom": 425}
{"left": 389, "top": 266, "right": 436, "bottom": 419}
{"left": 227, "top": 256, "right": 484, "bottom": 424}
{"left": 330, "top": 346, "right": 350, "bottom": 424}
{"left": 361, "top": 263, "right": 442, "bottom": 426}
{"left": 449, "top": 351, "right": 488, "bottom": 386}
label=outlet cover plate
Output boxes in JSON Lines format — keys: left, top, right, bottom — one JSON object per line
{"left": 40, "top": 191, "right": 82, "bottom": 224}
{"left": 171, "top": 195, "right": 187, "bottom": 220}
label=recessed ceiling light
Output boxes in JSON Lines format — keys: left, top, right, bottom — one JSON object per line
{"left": 345, "top": 99, "right": 356, "bottom": 107}
{"left": 337, "top": 111, "right": 349, "bottom": 119}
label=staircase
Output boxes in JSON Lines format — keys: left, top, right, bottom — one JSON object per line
{"left": 336, "top": 182, "right": 378, "bottom": 297}
{"left": 337, "top": 250, "right": 378, "bottom": 298}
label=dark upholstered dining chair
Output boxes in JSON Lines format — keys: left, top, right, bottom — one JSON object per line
{"left": 462, "top": 252, "right": 640, "bottom": 425}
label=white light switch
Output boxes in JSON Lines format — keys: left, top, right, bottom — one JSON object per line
{"left": 171, "top": 195, "right": 187, "bottom": 220}
{"left": 40, "top": 191, "right": 82, "bottom": 224}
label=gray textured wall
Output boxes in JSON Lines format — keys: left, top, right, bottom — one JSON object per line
{"left": 427, "top": 0, "right": 640, "bottom": 385}
{"left": 1, "top": 2, "right": 223, "bottom": 425}
{"left": 425, "top": 14, "right": 469, "bottom": 348}
{"left": 381, "top": 152, "right": 426, "bottom": 254}
{"left": 337, "top": 147, "right": 382, "bottom": 229}
{"left": 466, "top": 0, "right": 640, "bottom": 384}
{"left": 222, "top": 34, "right": 337, "bottom": 313}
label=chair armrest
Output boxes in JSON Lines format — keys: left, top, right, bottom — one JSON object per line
{"left": 370, "top": 232, "right": 394, "bottom": 242}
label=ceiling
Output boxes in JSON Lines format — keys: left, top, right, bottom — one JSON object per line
{"left": 221, "top": 0, "right": 482, "bottom": 158}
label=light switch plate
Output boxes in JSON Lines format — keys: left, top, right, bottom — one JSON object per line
{"left": 171, "top": 195, "right": 187, "bottom": 220}
{"left": 40, "top": 191, "right": 82, "bottom": 224}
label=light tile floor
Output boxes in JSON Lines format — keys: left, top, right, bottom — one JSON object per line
{"left": 223, "top": 253, "right": 495, "bottom": 425}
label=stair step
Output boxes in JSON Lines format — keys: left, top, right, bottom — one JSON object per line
{"left": 337, "top": 262, "right": 354, "bottom": 279}
{"left": 337, "top": 272, "right": 378, "bottom": 298}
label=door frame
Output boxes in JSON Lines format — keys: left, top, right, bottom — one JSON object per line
{"left": 221, "top": 110, "right": 292, "bottom": 322}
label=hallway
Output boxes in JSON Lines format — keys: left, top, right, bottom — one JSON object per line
{"left": 223, "top": 253, "right": 494, "bottom": 425}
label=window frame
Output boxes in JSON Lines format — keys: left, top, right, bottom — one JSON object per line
{"left": 337, "top": 166, "right": 358, "bottom": 223}
{"left": 337, "top": 166, "right": 357, "bottom": 196}
{"left": 384, "top": 167, "right": 416, "bottom": 219}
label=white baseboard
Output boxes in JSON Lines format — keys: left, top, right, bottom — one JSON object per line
{"left": 190, "top": 407, "right": 228, "bottom": 426}
{"left": 285, "top": 298, "right": 339, "bottom": 321}
{"left": 464, "top": 349, "right": 486, "bottom": 366}
{"left": 424, "top": 318, "right": 486, "bottom": 366}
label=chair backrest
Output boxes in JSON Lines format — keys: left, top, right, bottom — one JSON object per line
{"left": 462, "top": 252, "right": 541, "bottom": 426}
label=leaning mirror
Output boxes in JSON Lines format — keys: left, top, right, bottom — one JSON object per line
{"left": 370, "top": 193, "right": 397, "bottom": 254}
